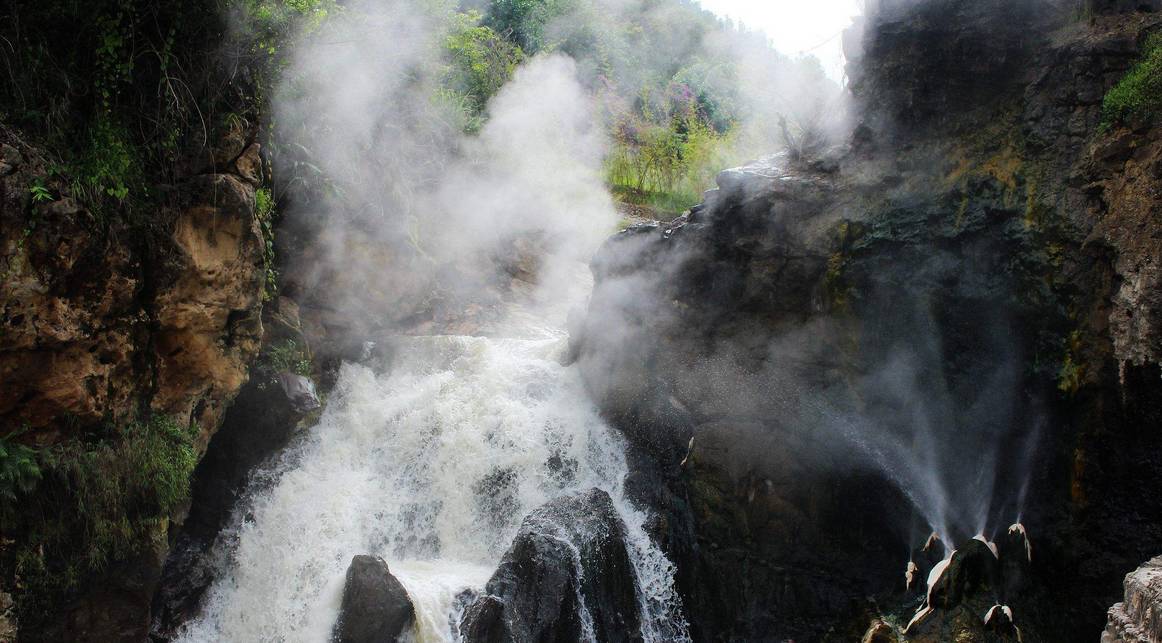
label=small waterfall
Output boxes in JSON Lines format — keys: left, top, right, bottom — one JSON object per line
{"left": 175, "top": 271, "right": 688, "bottom": 642}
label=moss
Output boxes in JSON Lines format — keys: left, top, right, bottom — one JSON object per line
{"left": 3, "top": 415, "right": 198, "bottom": 618}
{"left": 1101, "top": 32, "right": 1162, "bottom": 130}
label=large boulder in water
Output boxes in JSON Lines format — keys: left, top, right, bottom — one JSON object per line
{"left": 460, "top": 488, "right": 643, "bottom": 643}
{"left": 334, "top": 555, "right": 415, "bottom": 643}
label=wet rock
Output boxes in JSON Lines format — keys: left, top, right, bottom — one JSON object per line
{"left": 928, "top": 539, "right": 1001, "bottom": 611}
{"left": 1103, "top": 555, "right": 1162, "bottom": 643}
{"left": 996, "top": 524, "right": 1032, "bottom": 599}
{"left": 152, "top": 371, "right": 317, "bottom": 638}
{"left": 983, "top": 604, "right": 1020, "bottom": 638}
{"left": 458, "top": 595, "right": 510, "bottom": 643}
{"left": 460, "top": 488, "right": 642, "bottom": 643}
{"left": 334, "top": 555, "right": 415, "bottom": 643}
{"left": 278, "top": 372, "right": 321, "bottom": 413}
{"left": 863, "top": 619, "right": 898, "bottom": 643}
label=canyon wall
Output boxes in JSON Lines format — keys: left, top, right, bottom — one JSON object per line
{"left": 576, "top": 1, "right": 1162, "bottom": 640}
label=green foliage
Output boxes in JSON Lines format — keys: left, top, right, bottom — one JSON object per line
{"left": 1101, "top": 32, "right": 1162, "bottom": 130}
{"left": 28, "top": 180, "right": 53, "bottom": 204}
{"left": 606, "top": 103, "right": 732, "bottom": 215}
{"left": 255, "top": 187, "right": 280, "bottom": 301}
{"left": 72, "top": 118, "right": 144, "bottom": 208}
{"left": 444, "top": 12, "right": 526, "bottom": 121}
{"left": 485, "top": 0, "right": 562, "bottom": 54}
{"left": 5, "top": 416, "right": 198, "bottom": 614}
{"left": 232, "top": 0, "right": 337, "bottom": 73}
{"left": 263, "top": 338, "right": 312, "bottom": 378}
{"left": 0, "top": 437, "right": 41, "bottom": 518}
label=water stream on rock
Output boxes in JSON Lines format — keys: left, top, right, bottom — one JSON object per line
{"left": 175, "top": 270, "right": 689, "bottom": 643}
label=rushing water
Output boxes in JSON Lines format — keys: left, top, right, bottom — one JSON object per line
{"left": 176, "top": 272, "right": 688, "bottom": 642}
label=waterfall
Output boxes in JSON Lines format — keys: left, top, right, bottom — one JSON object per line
{"left": 175, "top": 269, "right": 689, "bottom": 642}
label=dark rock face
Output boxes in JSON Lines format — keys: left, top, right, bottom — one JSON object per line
{"left": 885, "top": 537, "right": 1026, "bottom": 642}
{"left": 334, "top": 555, "right": 415, "bottom": 643}
{"left": 460, "top": 489, "right": 643, "bottom": 643}
{"left": 575, "top": 2, "right": 1162, "bottom": 641}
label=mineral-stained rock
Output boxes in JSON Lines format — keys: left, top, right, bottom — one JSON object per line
{"left": 334, "top": 555, "right": 415, "bottom": 643}
{"left": 460, "top": 488, "right": 642, "bottom": 643}
{"left": 1103, "top": 555, "right": 1162, "bottom": 643}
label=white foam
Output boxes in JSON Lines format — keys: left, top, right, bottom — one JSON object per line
{"left": 176, "top": 272, "right": 689, "bottom": 643}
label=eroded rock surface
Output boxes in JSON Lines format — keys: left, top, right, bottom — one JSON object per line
{"left": 1103, "top": 556, "right": 1162, "bottom": 643}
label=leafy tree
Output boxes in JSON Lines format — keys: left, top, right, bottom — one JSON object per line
{"left": 444, "top": 12, "right": 526, "bottom": 117}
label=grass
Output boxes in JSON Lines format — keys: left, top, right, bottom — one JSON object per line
{"left": 1101, "top": 32, "right": 1162, "bottom": 130}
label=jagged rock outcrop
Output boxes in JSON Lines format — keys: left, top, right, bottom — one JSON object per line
{"left": 0, "top": 128, "right": 264, "bottom": 445}
{"left": 460, "top": 488, "right": 642, "bottom": 643}
{"left": 575, "top": 1, "right": 1162, "bottom": 641}
{"left": 1103, "top": 555, "right": 1162, "bottom": 643}
{"left": 334, "top": 555, "right": 415, "bottom": 643}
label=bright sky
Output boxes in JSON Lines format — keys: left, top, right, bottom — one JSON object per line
{"left": 697, "top": 0, "right": 864, "bottom": 81}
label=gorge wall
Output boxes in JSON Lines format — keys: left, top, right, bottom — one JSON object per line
{"left": 575, "top": 0, "right": 1162, "bottom": 640}
{"left": 1, "top": 0, "right": 1160, "bottom": 640}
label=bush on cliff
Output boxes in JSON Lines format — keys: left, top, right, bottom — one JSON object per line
{"left": 1101, "top": 31, "right": 1162, "bottom": 129}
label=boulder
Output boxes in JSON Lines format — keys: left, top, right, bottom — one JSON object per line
{"left": 460, "top": 489, "right": 642, "bottom": 643}
{"left": 278, "top": 372, "right": 321, "bottom": 414}
{"left": 334, "top": 555, "right": 415, "bottom": 643}
{"left": 458, "top": 595, "right": 510, "bottom": 643}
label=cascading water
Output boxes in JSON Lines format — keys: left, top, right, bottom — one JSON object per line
{"left": 175, "top": 270, "right": 689, "bottom": 642}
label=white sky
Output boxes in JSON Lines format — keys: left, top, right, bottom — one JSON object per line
{"left": 697, "top": 0, "right": 864, "bottom": 81}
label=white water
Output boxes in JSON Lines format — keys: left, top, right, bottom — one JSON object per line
{"left": 176, "top": 273, "right": 688, "bottom": 643}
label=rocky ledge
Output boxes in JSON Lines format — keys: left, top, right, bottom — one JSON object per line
{"left": 1103, "top": 556, "right": 1162, "bottom": 643}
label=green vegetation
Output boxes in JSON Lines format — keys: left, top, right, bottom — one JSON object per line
{"left": 0, "top": 436, "right": 41, "bottom": 516}
{"left": 256, "top": 187, "right": 280, "bottom": 301}
{"left": 444, "top": 11, "right": 527, "bottom": 129}
{"left": 607, "top": 103, "right": 733, "bottom": 215}
{"left": 1101, "top": 32, "right": 1162, "bottom": 130}
{"left": 2, "top": 416, "right": 198, "bottom": 614}
{"left": 262, "top": 338, "right": 313, "bottom": 379}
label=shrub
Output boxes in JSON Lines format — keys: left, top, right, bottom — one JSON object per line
{"left": 1101, "top": 32, "right": 1162, "bottom": 129}
{"left": 444, "top": 12, "right": 526, "bottom": 119}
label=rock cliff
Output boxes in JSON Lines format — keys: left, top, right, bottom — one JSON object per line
{"left": 0, "top": 121, "right": 267, "bottom": 639}
{"left": 575, "top": 1, "right": 1162, "bottom": 640}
